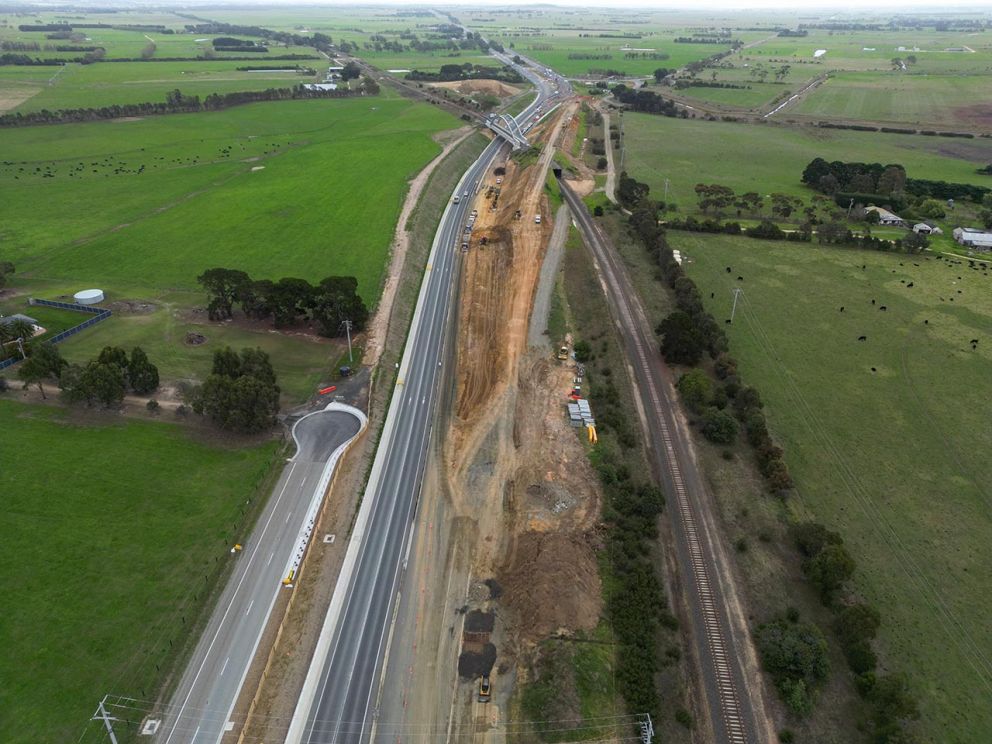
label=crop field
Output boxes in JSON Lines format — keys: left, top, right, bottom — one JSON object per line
{"left": 792, "top": 72, "right": 992, "bottom": 129}
{"left": 5, "top": 60, "right": 322, "bottom": 113}
{"left": 621, "top": 112, "right": 992, "bottom": 212}
{"left": 1, "top": 91, "right": 458, "bottom": 397}
{"left": 0, "top": 399, "right": 280, "bottom": 743}
{"left": 673, "top": 232, "right": 992, "bottom": 742}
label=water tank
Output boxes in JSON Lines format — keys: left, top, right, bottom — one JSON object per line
{"left": 74, "top": 289, "right": 105, "bottom": 305}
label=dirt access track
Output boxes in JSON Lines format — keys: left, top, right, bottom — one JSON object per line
{"left": 433, "top": 100, "right": 608, "bottom": 736}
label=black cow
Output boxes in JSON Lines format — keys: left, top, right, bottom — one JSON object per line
{"left": 858, "top": 335, "right": 867, "bottom": 341}
{"left": 840, "top": 307, "right": 845, "bottom": 312}
{"left": 880, "top": 306, "right": 887, "bottom": 311}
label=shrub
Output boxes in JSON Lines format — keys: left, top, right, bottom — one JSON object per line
{"left": 755, "top": 617, "right": 829, "bottom": 716}
{"left": 675, "top": 709, "right": 694, "bottom": 728}
{"left": 701, "top": 407, "right": 738, "bottom": 444}
{"left": 676, "top": 369, "right": 711, "bottom": 413}
{"left": 146, "top": 399, "right": 160, "bottom": 413}
{"left": 573, "top": 340, "right": 592, "bottom": 362}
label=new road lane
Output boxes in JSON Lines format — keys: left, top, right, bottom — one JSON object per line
{"left": 288, "top": 65, "right": 557, "bottom": 744}
{"left": 156, "top": 406, "right": 365, "bottom": 744}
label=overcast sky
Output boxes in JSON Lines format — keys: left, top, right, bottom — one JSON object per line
{"left": 273, "top": 1, "right": 992, "bottom": 8}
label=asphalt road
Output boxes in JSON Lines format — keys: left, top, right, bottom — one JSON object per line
{"left": 156, "top": 407, "right": 363, "bottom": 744}
{"left": 288, "top": 60, "right": 564, "bottom": 744}
{"left": 560, "top": 179, "right": 766, "bottom": 744}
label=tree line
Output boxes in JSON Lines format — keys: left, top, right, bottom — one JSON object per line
{"left": 188, "top": 347, "right": 280, "bottom": 434}
{"left": 14, "top": 342, "right": 159, "bottom": 406}
{"left": 609, "top": 85, "right": 685, "bottom": 118}
{"left": 803, "top": 157, "right": 990, "bottom": 204}
{"left": 406, "top": 63, "right": 524, "bottom": 84}
{"left": 0, "top": 84, "right": 369, "bottom": 128}
{"left": 612, "top": 176, "right": 919, "bottom": 740}
{"left": 197, "top": 268, "right": 368, "bottom": 336}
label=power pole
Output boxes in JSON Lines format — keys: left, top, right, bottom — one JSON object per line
{"left": 343, "top": 319, "right": 354, "bottom": 363}
{"left": 846, "top": 197, "right": 855, "bottom": 219}
{"left": 92, "top": 696, "right": 119, "bottom": 744}
{"left": 730, "top": 287, "right": 744, "bottom": 323}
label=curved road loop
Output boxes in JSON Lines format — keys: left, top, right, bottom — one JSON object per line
{"left": 559, "top": 177, "right": 770, "bottom": 744}
{"left": 156, "top": 405, "right": 366, "bottom": 744}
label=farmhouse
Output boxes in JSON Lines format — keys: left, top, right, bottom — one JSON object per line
{"left": 865, "top": 206, "right": 907, "bottom": 227}
{"left": 913, "top": 223, "right": 942, "bottom": 235}
{"left": 953, "top": 227, "right": 992, "bottom": 251}
{"left": 304, "top": 83, "right": 338, "bottom": 91}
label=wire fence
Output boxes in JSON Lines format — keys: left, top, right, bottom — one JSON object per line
{"left": 0, "top": 298, "right": 112, "bottom": 370}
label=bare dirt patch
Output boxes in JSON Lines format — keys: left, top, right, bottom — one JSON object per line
{"left": 0, "top": 87, "right": 39, "bottom": 113}
{"left": 950, "top": 103, "right": 992, "bottom": 129}
{"left": 430, "top": 79, "right": 521, "bottom": 99}
{"left": 110, "top": 299, "right": 157, "bottom": 314}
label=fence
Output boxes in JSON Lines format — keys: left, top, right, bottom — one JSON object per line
{"left": 0, "top": 298, "right": 112, "bottom": 371}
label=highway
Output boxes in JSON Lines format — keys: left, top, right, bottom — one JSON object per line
{"left": 287, "top": 59, "right": 563, "bottom": 744}
{"left": 559, "top": 178, "right": 770, "bottom": 744}
{"left": 155, "top": 405, "right": 365, "bottom": 744}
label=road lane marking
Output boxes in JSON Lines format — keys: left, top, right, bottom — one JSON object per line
{"left": 220, "top": 657, "right": 229, "bottom": 676}
{"left": 267, "top": 552, "right": 274, "bottom": 566}
{"left": 246, "top": 599, "right": 254, "bottom": 616}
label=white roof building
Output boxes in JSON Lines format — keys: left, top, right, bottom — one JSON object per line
{"left": 953, "top": 227, "right": 992, "bottom": 251}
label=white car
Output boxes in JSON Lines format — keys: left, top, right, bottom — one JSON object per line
{"left": 535, "top": 214, "right": 542, "bottom": 224}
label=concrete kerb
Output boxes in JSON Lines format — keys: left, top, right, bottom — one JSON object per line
{"left": 284, "top": 152, "right": 487, "bottom": 744}
{"left": 236, "top": 403, "right": 368, "bottom": 744}
{"left": 283, "top": 402, "right": 370, "bottom": 584}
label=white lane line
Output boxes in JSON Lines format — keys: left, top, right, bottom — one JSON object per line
{"left": 246, "top": 599, "right": 254, "bottom": 616}
{"left": 162, "top": 460, "right": 298, "bottom": 744}
{"left": 285, "top": 510, "right": 293, "bottom": 524}
{"left": 267, "top": 552, "right": 274, "bottom": 567}
{"left": 220, "top": 657, "right": 230, "bottom": 677}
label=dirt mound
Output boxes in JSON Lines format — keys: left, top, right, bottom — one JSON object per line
{"left": 465, "top": 609, "right": 495, "bottom": 633}
{"left": 110, "top": 300, "right": 156, "bottom": 314}
{"left": 185, "top": 332, "right": 207, "bottom": 345}
{"left": 458, "top": 643, "right": 497, "bottom": 678}
{"left": 430, "top": 79, "right": 520, "bottom": 98}
{"left": 499, "top": 530, "right": 602, "bottom": 641}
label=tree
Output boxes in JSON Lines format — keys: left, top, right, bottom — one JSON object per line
{"left": 755, "top": 618, "right": 829, "bottom": 716}
{"left": 4, "top": 318, "right": 34, "bottom": 349}
{"left": 59, "top": 363, "right": 88, "bottom": 404}
{"left": 212, "top": 346, "right": 243, "bottom": 378}
{"left": 97, "top": 345, "right": 128, "bottom": 369}
{"left": 597, "top": 156, "right": 608, "bottom": 170}
{"left": 267, "top": 277, "right": 313, "bottom": 326}
{"left": 701, "top": 407, "right": 738, "bottom": 444}
{"left": 617, "top": 172, "right": 651, "bottom": 209}
{"left": 870, "top": 674, "right": 919, "bottom": 739}
{"left": 804, "top": 543, "right": 856, "bottom": 602}
{"left": 18, "top": 342, "right": 65, "bottom": 399}
{"left": 311, "top": 276, "right": 369, "bottom": 337}
{"left": 876, "top": 165, "right": 906, "bottom": 196}
{"left": 793, "top": 521, "right": 843, "bottom": 558}
{"left": 653, "top": 67, "right": 670, "bottom": 83}
{"left": 676, "top": 369, "right": 711, "bottom": 412}
{"left": 81, "top": 361, "right": 126, "bottom": 408}
{"left": 865, "top": 209, "right": 881, "bottom": 225}
{"left": 197, "top": 268, "right": 251, "bottom": 320}
{"left": 341, "top": 61, "right": 361, "bottom": 81}
{"left": 902, "top": 230, "right": 929, "bottom": 253}
{"left": 817, "top": 220, "right": 850, "bottom": 244}
{"left": 834, "top": 602, "right": 881, "bottom": 648}
{"left": 128, "top": 347, "right": 159, "bottom": 394}
{"left": 658, "top": 311, "right": 705, "bottom": 366}
{"left": 192, "top": 346, "right": 280, "bottom": 433}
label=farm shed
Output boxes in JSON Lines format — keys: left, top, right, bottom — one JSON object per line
{"left": 953, "top": 227, "right": 992, "bottom": 251}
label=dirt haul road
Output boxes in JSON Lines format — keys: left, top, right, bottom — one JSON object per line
{"left": 371, "top": 102, "right": 610, "bottom": 742}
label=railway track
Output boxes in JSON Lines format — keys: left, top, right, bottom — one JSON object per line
{"left": 559, "top": 177, "right": 765, "bottom": 744}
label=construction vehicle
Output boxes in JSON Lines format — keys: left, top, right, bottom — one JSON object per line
{"left": 478, "top": 675, "right": 492, "bottom": 703}
{"left": 556, "top": 345, "right": 568, "bottom": 361}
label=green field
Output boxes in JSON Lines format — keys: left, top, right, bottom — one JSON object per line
{"left": 792, "top": 71, "right": 992, "bottom": 128}
{"left": 1, "top": 91, "right": 458, "bottom": 397}
{"left": 5, "top": 60, "right": 323, "bottom": 113}
{"left": 675, "top": 233, "right": 992, "bottom": 742}
{"left": 0, "top": 399, "right": 280, "bottom": 743}
{"left": 621, "top": 112, "right": 992, "bottom": 212}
